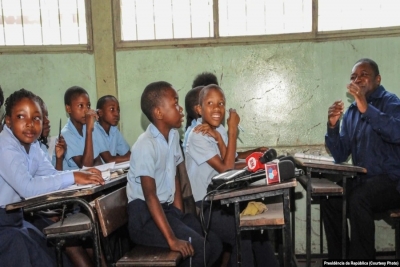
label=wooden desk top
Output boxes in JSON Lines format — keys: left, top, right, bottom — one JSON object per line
{"left": 6, "top": 174, "right": 127, "bottom": 211}
{"left": 295, "top": 157, "right": 367, "bottom": 174}
{"left": 210, "top": 179, "right": 297, "bottom": 201}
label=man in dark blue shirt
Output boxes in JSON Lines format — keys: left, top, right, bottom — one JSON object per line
{"left": 323, "top": 58, "right": 400, "bottom": 259}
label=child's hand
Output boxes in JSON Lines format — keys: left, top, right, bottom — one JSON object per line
{"left": 193, "top": 124, "right": 220, "bottom": 140}
{"left": 255, "top": 147, "right": 268, "bottom": 153}
{"left": 73, "top": 169, "right": 104, "bottom": 185}
{"left": 227, "top": 108, "right": 240, "bottom": 129}
{"left": 85, "top": 109, "right": 98, "bottom": 131}
{"left": 168, "top": 238, "right": 194, "bottom": 258}
{"left": 55, "top": 135, "right": 66, "bottom": 159}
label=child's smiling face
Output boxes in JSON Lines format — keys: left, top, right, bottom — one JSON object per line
{"left": 6, "top": 97, "right": 42, "bottom": 151}
{"left": 198, "top": 87, "right": 225, "bottom": 128}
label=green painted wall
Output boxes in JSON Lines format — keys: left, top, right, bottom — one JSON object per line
{"left": 0, "top": 53, "right": 97, "bottom": 132}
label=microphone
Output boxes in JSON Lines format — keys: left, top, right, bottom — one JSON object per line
{"left": 246, "top": 152, "right": 264, "bottom": 172}
{"left": 259, "top": 148, "right": 277, "bottom": 164}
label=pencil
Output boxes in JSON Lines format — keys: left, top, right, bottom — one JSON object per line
{"left": 58, "top": 118, "right": 61, "bottom": 139}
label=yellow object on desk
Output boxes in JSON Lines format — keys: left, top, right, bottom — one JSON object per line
{"left": 240, "top": 201, "right": 267, "bottom": 217}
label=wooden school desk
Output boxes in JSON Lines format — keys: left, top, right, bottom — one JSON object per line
{"left": 210, "top": 178, "right": 298, "bottom": 267}
{"left": 294, "top": 157, "right": 366, "bottom": 267}
{"left": 6, "top": 173, "right": 127, "bottom": 267}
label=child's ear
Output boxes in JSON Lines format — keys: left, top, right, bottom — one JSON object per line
{"left": 195, "top": 104, "right": 202, "bottom": 116}
{"left": 153, "top": 107, "right": 163, "bottom": 120}
{"left": 65, "top": 104, "right": 72, "bottom": 114}
{"left": 5, "top": 115, "right": 11, "bottom": 128}
{"left": 97, "top": 109, "right": 103, "bottom": 117}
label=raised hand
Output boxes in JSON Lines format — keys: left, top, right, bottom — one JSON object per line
{"left": 328, "top": 100, "right": 344, "bottom": 127}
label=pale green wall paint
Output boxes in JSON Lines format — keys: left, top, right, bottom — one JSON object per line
{"left": 117, "top": 36, "right": 400, "bottom": 253}
{"left": 0, "top": 53, "right": 96, "bottom": 134}
{"left": 117, "top": 36, "right": 400, "bottom": 149}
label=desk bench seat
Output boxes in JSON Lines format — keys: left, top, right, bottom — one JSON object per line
{"left": 240, "top": 202, "right": 284, "bottom": 227}
{"left": 43, "top": 212, "right": 91, "bottom": 235}
{"left": 116, "top": 246, "right": 182, "bottom": 267}
{"left": 297, "top": 176, "right": 343, "bottom": 195}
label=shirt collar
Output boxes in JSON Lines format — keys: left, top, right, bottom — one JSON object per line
{"left": 148, "top": 123, "right": 176, "bottom": 143}
{"left": 95, "top": 121, "right": 115, "bottom": 137}
{"left": 67, "top": 118, "right": 86, "bottom": 137}
{"left": 3, "top": 125, "right": 37, "bottom": 154}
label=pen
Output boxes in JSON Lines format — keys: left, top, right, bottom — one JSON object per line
{"left": 226, "top": 109, "right": 245, "bottom": 132}
{"left": 58, "top": 118, "right": 62, "bottom": 139}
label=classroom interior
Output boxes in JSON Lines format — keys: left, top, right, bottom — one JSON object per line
{"left": 1, "top": 0, "right": 399, "bottom": 258}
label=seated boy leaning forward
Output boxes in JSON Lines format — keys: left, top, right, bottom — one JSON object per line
{"left": 95, "top": 95, "right": 131, "bottom": 164}
{"left": 57, "top": 86, "right": 106, "bottom": 170}
{"left": 126, "top": 81, "right": 222, "bottom": 267}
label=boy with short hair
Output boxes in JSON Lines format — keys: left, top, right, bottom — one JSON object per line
{"left": 127, "top": 81, "right": 221, "bottom": 267}
{"left": 95, "top": 95, "right": 131, "bottom": 163}
{"left": 58, "top": 86, "right": 106, "bottom": 170}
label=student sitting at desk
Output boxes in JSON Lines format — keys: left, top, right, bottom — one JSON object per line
{"left": 36, "top": 96, "right": 66, "bottom": 171}
{"left": 0, "top": 89, "right": 104, "bottom": 267}
{"left": 185, "top": 84, "right": 277, "bottom": 267}
{"left": 324, "top": 58, "right": 400, "bottom": 259}
{"left": 127, "top": 81, "right": 222, "bottom": 267}
{"left": 95, "top": 95, "right": 131, "bottom": 163}
{"left": 57, "top": 86, "right": 106, "bottom": 170}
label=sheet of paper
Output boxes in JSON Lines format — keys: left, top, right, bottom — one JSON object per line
{"left": 82, "top": 162, "right": 115, "bottom": 180}
{"left": 113, "top": 161, "right": 130, "bottom": 170}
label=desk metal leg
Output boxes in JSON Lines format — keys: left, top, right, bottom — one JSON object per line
{"left": 235, "top": 202, "right": 242, "bottom": 267}
{"left": 342, "top": 177, "right": 347, "bottom": 259}
{"left": 283, "top": 189, "right": 292, "bottom": 267}
{"left": 306, "top": 168, "right": 312, "bottom": 267}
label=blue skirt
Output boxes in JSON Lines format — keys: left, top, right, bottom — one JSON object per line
{"left": 0, "top": 208, "right": 56, "bottom": 267}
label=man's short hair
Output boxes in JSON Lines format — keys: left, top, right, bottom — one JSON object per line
{"left": 64, "top": 86, "right": 88, "bottom": 106}
{"left": 192, "top": 72, "right": 219, "bottom": 88}
{"left": 97, "top": 95, "right": 117, "bottom": 109}
{"left": 355, "top": 58, "right": 380, "bottom": 77}
{"left": 141, "top": 81, "right": 172, "bottom": 123}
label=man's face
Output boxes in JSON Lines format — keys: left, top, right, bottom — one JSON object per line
{"left": 350, "top": 62, "right": 381, "bottom": 96}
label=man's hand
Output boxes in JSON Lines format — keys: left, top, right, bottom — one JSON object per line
{"left": 328, "top": 100, "right": 344, "bottom": 128}
{"left": 347, "top": 82, "right": 368, "bottom": 113}
{"left": 73, "top": 169, "right": 104, "bottom": 185}
{"left": 168, "top": 238, "right": 194, "bottom": 259}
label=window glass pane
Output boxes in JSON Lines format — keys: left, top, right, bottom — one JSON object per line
{"left": 121, "top": 0, "right": 213, "bottom": 41}
{"left": 219, "top": 0, "right": 312, "bottom": 37}
{"left": 319, "top": 0, "right": 400, "bottom": 31}
{"left": 2, "top": 0, "right": 24, "bottom": 45}
{"left": 21, "top": 0, "right": 42, "bottom": 45}
{"left": 0, "top": 0, "right": 87, "bottom": 46}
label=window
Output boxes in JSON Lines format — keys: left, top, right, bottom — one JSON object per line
{"left": 218, "top": 0, "right": 312, "bottom": 37}
{"left": 120, "top": 0, "right": 214, "bottom": 41}
{"left": 318, "top": 0, "right": 400, "bottom": 32}
{"left": 117, "top": 0, "right": 400, "bottom": 48}
{"left": 0, "top": 0, "right": 88, "bottom": 46}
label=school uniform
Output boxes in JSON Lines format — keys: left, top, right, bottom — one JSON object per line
{"left": 0, "top": 125, "right": 74, "bottom": 266}
{"left": 185, "top": 121, "right": 278, "bottom": 267}
{"left": 94, "top": 122, "right": 130, "bottom": 156}
{"left": 57, "top": 118, "right": 107, "bottom": 170}
{"left": 40, "top": 141, "right": 51, "bottom": 162}
{"left": 127, "top": 124, "right": 222, "bottom": 267}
